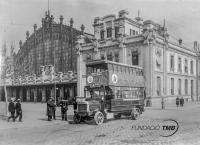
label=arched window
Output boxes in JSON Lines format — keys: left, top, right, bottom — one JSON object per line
{"left": 132, "top": 50, "right": 138, "bottom": 65}
{"left": 107, "top": 27, "right": 112, "bottom": 38}
{"left": 185, "top": 79, "right": 188, "bottom": 94}
{"left": 114, "top": 52, "right": 119, "bottom": 62}
{"left": 107, "top": 52, "right": 113, "bottom": 61}
{"left": 100, "top": 30, "right": 104, "bottom": 40}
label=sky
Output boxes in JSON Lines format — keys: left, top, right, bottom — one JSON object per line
{"left": 1, "top": 0, "right": 200, "bottom": 55}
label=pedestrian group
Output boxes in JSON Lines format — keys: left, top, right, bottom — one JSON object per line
{"left": 176, "top": 96, "right": 184, "bottom": 107}
{"left": 46, "top": 97, "right": 68, "bottom": 121}
{"left": 8, "top": 98, "right": 22, "bottom": 122}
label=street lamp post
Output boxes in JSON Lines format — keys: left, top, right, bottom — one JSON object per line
{"left": 1, "top": 55, "right": 8, "bottom": 117}
{"left": 4, "top": 82, "right": 8, "bottom": 116}
{"left": 53, "top": 43, "right": 57, "bottom": 105}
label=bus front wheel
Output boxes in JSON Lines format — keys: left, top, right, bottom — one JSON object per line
{"left": 94, "top": 111, "right": 104, "bottom": 125}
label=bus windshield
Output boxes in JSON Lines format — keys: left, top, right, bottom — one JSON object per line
{"left": 85, "top": 87, "right": 104, "bottom": 99}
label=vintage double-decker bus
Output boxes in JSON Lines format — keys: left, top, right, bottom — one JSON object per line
{"left": 74, "top": 60, "right": 145, "bottom": 125}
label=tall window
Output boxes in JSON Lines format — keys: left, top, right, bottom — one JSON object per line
{"left": 191, "top": 80, "right": 193, "bottom": 96}
{"left": 133, "top": 30, "right": 135, "bottom": 35}
{"left": 115, "top": 27, "right": 119, "bottom": 38}
{"left": 170, "top": 55, "right": 174, "bottom": 71}
{"left": 185, "top": 79, "right": 188, "bottom": 94}
{"left": 100, "top": 30, "right": 104, "bottom": 40}
{"left": 130, "top": 29, "right": 135, "bottom": 36}
{"left": 107, "top": 27, "right": 112, "bottom": 38}
{"left": 171, "top": 78, "right": 174, "bottom": 95}
{"left": 190, "top": 60, "right": 193, "bottom": 74}
{"left": 185, "top": 59, "right": 188, "bottom": 73}
{"left": 178, "top": 57, "right": 182, "bottom": 73}
{"left": 114, "top": 52, "right": 119, "bottom": 62}
{"left": 157, "top": 76, "right": 161, "bottom": 96}
{"left": 132, "top": 50, "right": 139, "bottom": 65}
{"left": 107, "top": 52, "right": 113, "bottom": 61}
{"left": 178, "top": 79, "right": 181, "bottom": 95}
{"left": 100, "top": 54, "right": 105, "bottom": 60}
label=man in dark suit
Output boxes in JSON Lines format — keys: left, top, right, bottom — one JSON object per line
{"left": 60, "top": 100, "right": 68, "bottom": 121}
{"left": 47, "top": 98, "right": 55, "bottom": 121}
{"left": 15, "top": 98, "right": 22, "bottom": 122}
{"left": 180, "top": 97, "right": 184, "bottom": 107}
{"left": 8, "top": 98, "right": 15, "bottom": 122}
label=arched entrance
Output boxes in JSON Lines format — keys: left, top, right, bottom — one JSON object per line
{"left": 37, "top": 88, "right": 42, "bottom": 102}
{"left": 22, "top": 88, "right": 27, "bottom": 102}
{"left": 30, "top": 88, "right": 34, "bottom": 102}
{"left": 46, "top": 87, "right": 51, "bottom": 101}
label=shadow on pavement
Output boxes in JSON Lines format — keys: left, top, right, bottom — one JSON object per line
{"left": 145, "top": 107, "right": 185, "bottom": 111}
{"left": 0, "top": 114, "right": 7, "bottom": 120}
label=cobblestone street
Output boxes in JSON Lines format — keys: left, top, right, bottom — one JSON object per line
{"left": 0, "top": 101, "right": 200, "bottom": 145}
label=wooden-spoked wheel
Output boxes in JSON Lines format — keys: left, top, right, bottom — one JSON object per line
{"left": 74, "top": 114, "right": 81, "bottom": 124}
{"left": 94, "top": 111, "right": 104, "bottom": 125}
{"left": 131, "top": 108, "right": 140, "bottom": 120}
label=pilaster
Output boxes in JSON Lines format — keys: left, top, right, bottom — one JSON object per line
{"left": 60, "top": 87, "right": 64, "bottom": 99}
{"left": 51, "top": 87, "right": 55, "bottom": 98}
{"left": 33, "top": 88, "right": 37, "bottom": 102}
{"left": 42, "top": 87, "right": 46, "bottom": 102}
{"left": 19, "top": 88, "right": 23, "bottom": 100}
{"left": 26, "top": 87, "right": 30, "bottom": 102}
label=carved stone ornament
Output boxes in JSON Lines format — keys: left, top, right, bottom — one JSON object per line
{"left": 92, "top": 39, "right": 99, "bottom": 53}
{"left": 117, "top": 34, "right": 125, "bottom": 47}
{"left": 143, "top": 29, "right": 156, "bottom": 44}
{"left": 155, "top": 48, "right": 162, "bottom": 69}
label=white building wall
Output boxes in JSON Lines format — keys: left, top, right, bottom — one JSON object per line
{"left": 165, "top": 47, "right": 197, "bottom": 99}
{"left": 124, "top": 22, "right": 140, "bottom": 36}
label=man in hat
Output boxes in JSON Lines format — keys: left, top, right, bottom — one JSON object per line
{"left": 180, "top": 97, "right": 184, "bottom": 107}
{"left": 47, "top": 97, "right": 55, "bottom": 121}
{"left": 8, "top": 98, "right": 15, "bottom": 122}
{"left": 60, "top": 100, "right": 68, "bottom": 121}
{"left": 52, "top": 98, "right": 56, "bottom": 120}
{"left": 15, "top": 98, "right": 22, "bottom": 122}
{"left": 176, "top": 96, "right": 180, "bottom": 107}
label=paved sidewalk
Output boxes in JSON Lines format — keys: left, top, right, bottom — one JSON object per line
{"left": 0, "top": 102, "right": 74, "bottom": 130}
{"left": 1, "top": 101, "right": 200, "bottom": 145}
{"left": 0, "top": 100, "right": 199, "bottom": 130}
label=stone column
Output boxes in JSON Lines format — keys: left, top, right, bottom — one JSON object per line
{"left": 122, "top": 46, "right": 127, "bottom": 64}
{"left": 42, "top": 87, "right": 46, "bottom": 102}
{"left": 6, "top": 87, "right": 11, "bottom": 101}
{"left": 33, "top": 88, "right": 37, "bottom": 102}
{"left": 0, "top": 87, "right": 2, "bottom": 101}
{"left": 51, "top": 87, "right": 55, "bottom": 98}
{"left": 26, "top": 87, "right": 30, "bottom": 102}
{"left": 69, "top": 87, "right": 74, "bottom": 98}
{"left": 19, "top": 88, "right": 23, "bottom": 100}
{"left": 0, "top": 87, "right": 3, "bottom": 101}
{"left": 60, "top": 87, "right": 64, "bottom": 99}
{"left": 76, "top": 35, "right": 87, "bottom": 97}
{"left": 13, "top": 88, "right": 17, "bottom": 99}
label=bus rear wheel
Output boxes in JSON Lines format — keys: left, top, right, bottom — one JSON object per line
{"left": 94, "top": 111, "right": 104, "bottom": 125}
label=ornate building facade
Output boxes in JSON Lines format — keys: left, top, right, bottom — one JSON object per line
{"left": 76, "top": 10, "right": 199, "bottom": 106}
{"left": 0, "top": 11, "right": 93, "bottom": 102}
